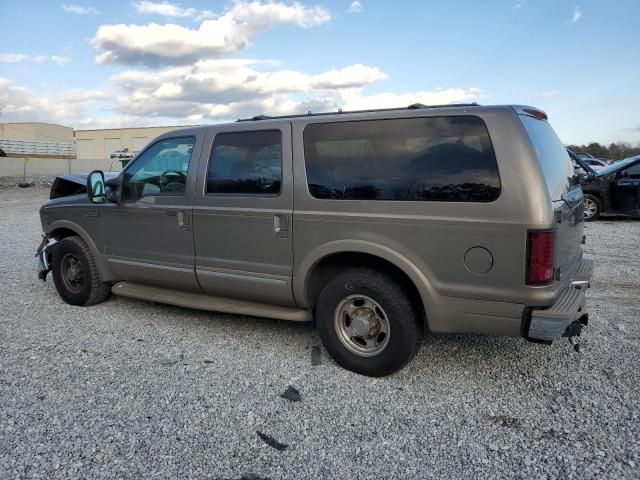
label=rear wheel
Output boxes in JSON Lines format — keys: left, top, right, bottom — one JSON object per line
{"left": 583, "top": 194, "right": 602, "bottom": 221}
{"left": 51, "top": 236, "right": 111, "bottom": 306}
{"left": 315, "top": 268, "right": 423, "bottom": 377}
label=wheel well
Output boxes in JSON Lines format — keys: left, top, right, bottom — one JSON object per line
{"left": 307, "top": 252, "right": 424, "bottom": 316}
{"left": 50, "top": 228, "right": 79, "bottom": 240}
{"left": 583, "top": 190, "right": 602, "bottom": 202}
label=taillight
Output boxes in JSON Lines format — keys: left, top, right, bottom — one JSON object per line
{"left": 527, "top": 230, "right": 555, "bottom": 285}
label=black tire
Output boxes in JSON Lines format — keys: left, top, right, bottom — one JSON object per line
{"left": 51, "top": 236, "right": 111, "bottom": 306}
{"left": 583, "top": 194, "right": 602, "bottom": 221}
{"left": 315, "top": 268, "right": 423, "bottom": 377}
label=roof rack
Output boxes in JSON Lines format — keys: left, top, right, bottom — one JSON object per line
{"left": 236, "top": 102, "right": 480, "bottom": 122}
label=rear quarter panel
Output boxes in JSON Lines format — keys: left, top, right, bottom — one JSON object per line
{"left": 291, "top": 107, "right": 559, "bottom": 331}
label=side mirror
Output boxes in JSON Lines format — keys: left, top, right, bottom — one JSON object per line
{"left": 87, "top": 170, "right": 106, "bottom": 204}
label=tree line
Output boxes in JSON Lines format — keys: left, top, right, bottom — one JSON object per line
{"left": 566, "top": 142, "right": 640, "bottom": 161}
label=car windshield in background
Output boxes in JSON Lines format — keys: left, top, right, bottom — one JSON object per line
{"left": 596, "top": 155, "right": 640, "bottom": 177}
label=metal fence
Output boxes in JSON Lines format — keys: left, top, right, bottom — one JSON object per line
{"left": 0, "top": 139, "right": 76, "bottom": 158}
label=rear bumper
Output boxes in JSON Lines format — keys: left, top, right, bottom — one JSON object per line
{"left": 526, "top": 258, "right": 594, "bottom": 341}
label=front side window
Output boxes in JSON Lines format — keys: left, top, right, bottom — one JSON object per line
{"left": 207, "top": 130, "right": 282, "bottom": 195}
{"left": 622, "top": 163, "right": 640, "bottom": 178}
{"left": 303, "top": 116, "right": 501, "bottom": 202}
{"left": 122, "top": 137, "right": 195, "bottom": 201}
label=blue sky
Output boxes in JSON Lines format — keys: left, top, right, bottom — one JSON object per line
{"left": 0, "top": 0, "right": 638, "bottom": 145}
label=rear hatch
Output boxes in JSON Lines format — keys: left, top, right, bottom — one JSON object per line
{"left": 518, "top": 109, "right": 584, "bottom": 283}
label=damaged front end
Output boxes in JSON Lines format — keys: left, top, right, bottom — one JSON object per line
{"left": 35, "top": 234, "right": 57, "bottom": 281}
{"left": 50, "top": 172, "right": 119, "bottom": 199}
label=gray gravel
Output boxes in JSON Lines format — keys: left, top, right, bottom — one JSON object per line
{"left": 1, "top": 186, "right": 639, "bottom": 479}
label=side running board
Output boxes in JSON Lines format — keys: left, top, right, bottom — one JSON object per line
{"left": 112, "top": 282, "right": 311, "bottom": 322}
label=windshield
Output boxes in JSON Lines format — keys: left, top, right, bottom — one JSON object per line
{"left": 596, "top": 155, "right": 640, "bottom": 177}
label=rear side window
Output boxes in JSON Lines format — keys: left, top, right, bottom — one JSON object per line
{"left": 207, "top": 130, "right": 282, "bottom": 195}
{"left": 519, "top": 115, "right": 574, "bottom": 201}
{"left": 303, "top": 116, "right": 500, "bottom": 202}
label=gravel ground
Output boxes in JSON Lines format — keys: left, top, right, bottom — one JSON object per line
{"left": 1, "top": 186, "right": 639, "bottom": 480}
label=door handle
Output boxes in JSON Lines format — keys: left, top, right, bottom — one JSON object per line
{"left": 166, "top": 210, "right": 189, "bottom": 230}
{"left": 273, "top": 214, "right": 289, "bottom": 239}
{"left": 177, "top": 211, "right": 190, "bottom": 231}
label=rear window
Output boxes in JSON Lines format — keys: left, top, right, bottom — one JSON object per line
{"left": 303, "top": 116, "right": 501, "bottom": 202}
{"left": 519, "top": 115, "right": 574, "bottom": 200}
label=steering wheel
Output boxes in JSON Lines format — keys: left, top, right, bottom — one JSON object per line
{"left": 159, "top": 170, "right": 186, "bottom": 193}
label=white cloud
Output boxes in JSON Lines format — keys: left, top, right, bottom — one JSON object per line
{"left": 534, "top": 90, "right": 558, "bottom": 99}
{"left": 132, "top": 1, "right": 197, "bottom": 18}
{"left": 108, "top": 60, "right": 387, "bottom": 117}
{"left": 104, "top": 59, "right": 479, "bottom": 124}
{"left": 571, "top": 5, "right": 582, "bottom": 23}
{"left": 347, "top": 1, "right": 362, "bottom": 13}
{"left": 0, "top": 78, "right": 76, "bottom": 124}
{"left": 0, "top": 53, "right": 482, "bottom": 127}
{"left": 92, "top": 1, "right": 331, "bottom": 66}
{"left": 51, "top": 56, "right": 71, "bottom": 65}
{"left": 62, "top": 4, "right": 100, "bottom": 15}
{"left": 0, "top": 53, "right": 71, "bottom": 65}
{"left": 513, "top": 0, "right": 525, "bottom": 10}
{"left": 0, "top": 53, "right": 28, "bottom": 63}
{"left": 332, "top": 87, "right": 481, "bottom": 111}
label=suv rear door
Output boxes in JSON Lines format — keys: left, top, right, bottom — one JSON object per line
{"left": 192, "top": 121, "right": 295, "bottom": 307}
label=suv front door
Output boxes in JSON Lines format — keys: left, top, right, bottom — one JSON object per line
{"left": 611, "top": 162, "right": 640, "bottom": 215}
{"left": 102, "top": 134, "right": 203, "bottom": 291}
{"left": 193, "top": 123, "right": 295, "bottom": 307}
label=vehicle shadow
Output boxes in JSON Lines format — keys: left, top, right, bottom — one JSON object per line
{"left": 105, "top": 294, "right": 582, "bottom": 382}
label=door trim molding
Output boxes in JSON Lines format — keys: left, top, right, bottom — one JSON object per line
{"left": 196, "top": 265, "right": 288, "bottom": 287}
{"left": 108, "top": 256, "right": 193, "bottom": 273}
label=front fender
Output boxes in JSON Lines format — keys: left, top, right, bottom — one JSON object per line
{"left": 46, "top": 219, "right": 117, "bottom": 282}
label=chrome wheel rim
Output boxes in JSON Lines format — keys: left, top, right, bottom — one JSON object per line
{"left": 61, "top": 253, "right": 84, "bottom": 294}
{"left": 334, "top": 295, "right": 390, "bottom": 357}
{"left": 584, "top": 198, "right": 597, "bottom": 219}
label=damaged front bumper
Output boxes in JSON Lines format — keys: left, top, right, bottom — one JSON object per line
{"left": 526, "top": 258, "right": 594, "bottom": 342}
{"left": 35, "top": 235, "right": 57, "bottom": 281}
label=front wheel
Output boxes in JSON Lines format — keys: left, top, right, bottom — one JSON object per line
{"left": 315, "top": 268, "right": 423, "bottom": 377}
{"left": 583, "top": 194, "right": 602, "bottom": 221}
{"left": 51, "top": 236, "right": 111, "bottom": 306}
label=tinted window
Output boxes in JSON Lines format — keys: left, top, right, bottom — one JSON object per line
{"left": 519, "top": 115, "right": 574, "bottom": 201}
{"left": 123, "top": 136, "right": 195, "bottom": 201}
{"left": 303, "top": 116, "right": 500, "bottom": 202}
{"left": 623, "top": 162, "right": 640, "bottom": 178}
{"left": 207, "top": 130, "right": 282, "bottom": 195}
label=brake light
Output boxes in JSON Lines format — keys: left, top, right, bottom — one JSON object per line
{"left": 523, "top": 108, "right": 548, "bottom": 120}
{"left": 527, "top": 230, "right": 555, "bottom": 285}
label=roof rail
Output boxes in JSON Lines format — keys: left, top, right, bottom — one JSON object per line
{"left": 236, "top": 102, "right": 480, "bottom": 122}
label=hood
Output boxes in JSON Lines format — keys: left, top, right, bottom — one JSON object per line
{"left": 566, "top": 148, "right": 596, "bottom": 175}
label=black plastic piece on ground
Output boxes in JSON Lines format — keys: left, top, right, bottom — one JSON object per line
{"left": 280, "top": 386, "right": 301, "bottom": 402}
{"left": 256, "top": 431, "right": 287, "bottom": 451}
